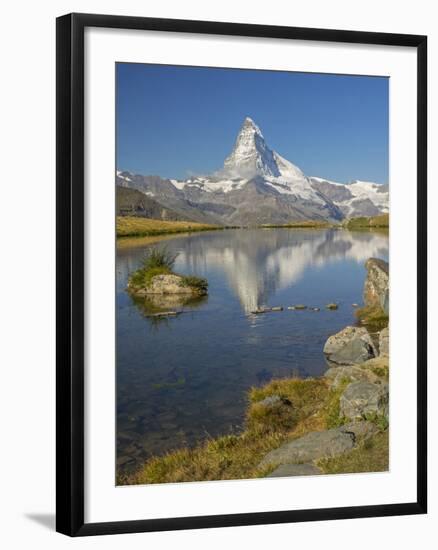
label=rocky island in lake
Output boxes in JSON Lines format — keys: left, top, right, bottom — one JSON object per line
{"left": 127, "top": 247, "right": 208, "bottom": 316}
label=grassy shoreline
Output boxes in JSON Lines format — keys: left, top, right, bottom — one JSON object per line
{"left": 119, "top": 356, "right": 389, "bottom": 485}
{"left": 342, "top": 213, "right": 389, "bottom": 230}
{"left": 260, "top": 221, "right": 334, "bottom": 229}
{"left": 117, "top": 215, "right": 388, "bottom": 240}
{"left": 117, "top": 216, "right": 222, "bottom": 238}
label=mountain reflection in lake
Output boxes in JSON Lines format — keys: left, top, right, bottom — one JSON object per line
{"left": 116, "top": 228, "right": 388, "bottom": 473}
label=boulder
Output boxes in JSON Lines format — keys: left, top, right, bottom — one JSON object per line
{"left": 324, "top": 365, "right": 380, "bottom": 388}
{"left": 340, "top": 381, "right": 389, "bottom": 420}
{"left": 323, "top": 326, "right": 377, "bottom": 366}
{"left": 259, "top": 422, "right": 379, "bottom": 468}
{"left": 267, "top": 463, "right": 322, "bottom": 477}
{"left": 340, "top": 421, "right": 380, "bottom": 441}
{"left": 140, "top": 274, "right": 203, "bottom": 295}
{"left": 258, "top": 395, "right": 283, "bottom": 408}
{"left": 259, "top": 427, "right": 355, "bottom": 466}
{"left": 379, "top": 327, "right": 389, "bottom": 356}
{"left": 364, "top": 258, "right": 389, "bottom": 314}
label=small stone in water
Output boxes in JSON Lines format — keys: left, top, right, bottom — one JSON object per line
{"left": 326, "top": 303, "right": 338, "bottom": 310}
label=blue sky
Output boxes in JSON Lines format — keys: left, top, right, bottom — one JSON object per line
{"left": 116, "top": 63, "right": 388, "bottom": 184}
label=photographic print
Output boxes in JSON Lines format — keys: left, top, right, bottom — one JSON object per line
{"left": 115, "top": 63, "right": 390, "bottom": 485}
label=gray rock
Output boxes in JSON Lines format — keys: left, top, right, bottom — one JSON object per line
{"left": 259, "top": 427, "right": 355, "bottom": 467}
{"left": 267, "top": 463, "right": 322, "bottom": 478}
{"left": 139, "top": 274, "right": 205, "bottom": 296}
{"left": 363, "top": 258, "right": 389, "bottom": 314}
{"left": 323, "top": 326, "right": 377, "bottom": 366}
{"left": 339, "top": 421, "right": 380, "bottom": 441}
{"left": 340, "top": 381, "right": 389, "bottom": 420}
{"left": 258, "top": 395, "right": 282, "bottom": 408}
{"left": 324, "top": 365, "right": 380, "bottom": 388}
{"left": 379, "top": 327, "right": 389, "bottom": 356}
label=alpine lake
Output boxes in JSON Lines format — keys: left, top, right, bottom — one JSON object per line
{"left": 116, "top": 227, "right": 389, "bottom": 474}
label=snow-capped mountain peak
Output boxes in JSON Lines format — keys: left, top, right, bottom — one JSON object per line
{"left": 116, "top": 117, "right": 388, "bottom": 225}
{"left": 222, "top": 117, "right": 281, "bottom": 178}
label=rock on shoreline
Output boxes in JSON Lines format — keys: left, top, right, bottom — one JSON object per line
{"left": 323, "top": 326, "right": 377, "bottom": 366}
{"left": 260, "top": 421, "right": 379, "bottom": 468}
{"left": 364, "top": 258, "right": 389, "bottom": 314}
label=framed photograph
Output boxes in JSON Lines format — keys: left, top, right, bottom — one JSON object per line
{"left": 56, "top": 13, "right": 427, "bottom": 536}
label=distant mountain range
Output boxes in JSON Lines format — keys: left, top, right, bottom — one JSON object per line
{"left": 116, "top": 117, "right": 389, "bottom": 226}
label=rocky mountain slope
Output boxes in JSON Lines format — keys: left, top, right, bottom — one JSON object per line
{"left": 116, "top": 186, "right": 189, "bottom": 221}
{"left": 117, "top": 117, "right": 389, "bottom": 225}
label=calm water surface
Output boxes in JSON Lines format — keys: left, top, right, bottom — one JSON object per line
{"left": 116, "top": 228, "right": 388, "bottom": 472}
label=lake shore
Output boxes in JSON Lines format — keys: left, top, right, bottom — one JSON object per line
{"left": 120, "top": 355, "right": 388, "bottom": 485}
{"left": 119, "top": 257, "right": 389, "bottom": 485}
{"left": 116, "top": 216, "right": 223, "bottom": 238}
{"left": 117, "top": 214, "right": 388, "bottom": 240}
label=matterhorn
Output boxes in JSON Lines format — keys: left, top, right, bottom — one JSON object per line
{"left": 116, "top": 117, "right": 389, "bottom": 225}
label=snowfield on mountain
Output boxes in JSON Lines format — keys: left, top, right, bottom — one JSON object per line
{"left": 116, "top": 117, "right": 389, "bottom": 225}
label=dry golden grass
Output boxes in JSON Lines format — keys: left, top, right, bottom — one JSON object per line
{"left": 121, "top": 377, "right": 357, "bottom": 485}
{"left": 121, "top": 369, "right": 389, "bottom": 485}
{"left": 116, "top": 216, "right": 219, "bottom": 237}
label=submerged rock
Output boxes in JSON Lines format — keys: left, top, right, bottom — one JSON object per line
{"left": 364, "top": 258, "right": 389, "bottom": 314}
{"left": 340, "top": 381, "right": 389, "bottom": 420}
{"left": 323, "top": 326, "right": 377, "bottom": 366}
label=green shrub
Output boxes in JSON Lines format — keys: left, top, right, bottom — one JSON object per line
{"left": 180, "top": 275, "right": 208, "bottom": 293}
{"left": 128, "top": 247, "right": 177, "bottom": 289}
{"left": 142, "top": 246, "right": 177, "bottom": 271}
{"left": 355, "top": 305, "right": 389, "bottom": 331}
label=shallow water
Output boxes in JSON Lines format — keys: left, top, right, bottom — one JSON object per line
{"left": 116, "top": 228, "right": 388, "bottom": 473}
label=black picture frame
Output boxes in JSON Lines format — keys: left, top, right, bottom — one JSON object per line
{"left": 56, "top": 12, "right": 427, "bottom": 537}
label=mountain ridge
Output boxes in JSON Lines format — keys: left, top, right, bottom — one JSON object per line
{"left": 116, "top": 117, "right": 388, "bottom": 225}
